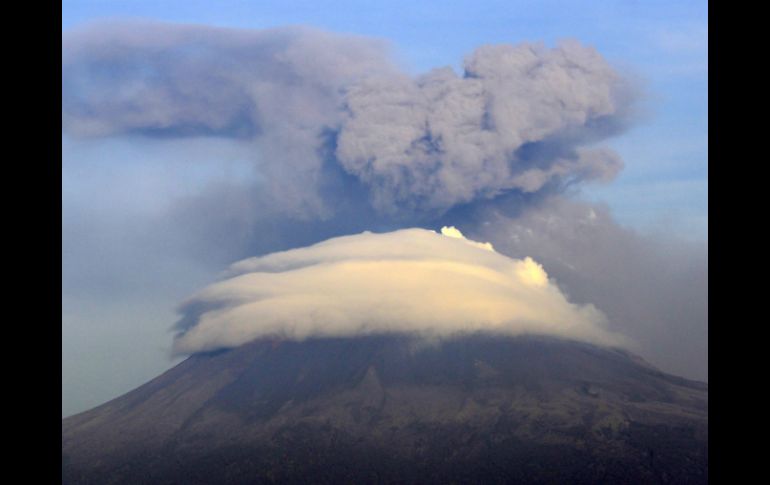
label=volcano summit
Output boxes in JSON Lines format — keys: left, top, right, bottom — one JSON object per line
{"left": 62, "top": 334, "right": 707, "bottom": 484}
{"left": 63, "top": 229, "right": 707, "bottom": 483}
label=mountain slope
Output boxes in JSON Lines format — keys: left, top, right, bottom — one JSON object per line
{"left": 62, "top": 334, "right": 707, "bottom": 484}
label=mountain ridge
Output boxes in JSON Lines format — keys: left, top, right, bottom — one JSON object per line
{"left": 63, "top": 334, "right": 707, "bottom": 484}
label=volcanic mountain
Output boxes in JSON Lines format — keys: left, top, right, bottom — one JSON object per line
{"left": 62, "top": 334, "right": 707, "bottom": 484}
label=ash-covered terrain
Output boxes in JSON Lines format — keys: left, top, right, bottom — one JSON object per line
{"left": 62, "top": 334, "right": 707, "bottom": 484}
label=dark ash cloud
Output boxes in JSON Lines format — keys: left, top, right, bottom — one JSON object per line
{"left": 336, "top": 41, "right": 633, "bottom": 213}
{"left": 63, "top": 21, "right": 637, "bottom": 222}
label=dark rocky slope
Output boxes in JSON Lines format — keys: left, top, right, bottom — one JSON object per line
{"left": 62, "top": 334, "right": 707, "bottom": 484}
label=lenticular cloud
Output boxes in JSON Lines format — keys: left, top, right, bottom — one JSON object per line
{"left": 172, "top": 227, "right": 626, "bottom": 354}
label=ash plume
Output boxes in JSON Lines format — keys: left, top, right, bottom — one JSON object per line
{"left": 63, "top": 20, "right": 635, "bottom": 223}
{"left": 62, "top": 20, "right": 706, "bottom": 381}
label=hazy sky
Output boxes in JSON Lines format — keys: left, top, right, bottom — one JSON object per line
{"left": 62, "top": 1, "right": 707, "bottom": 417}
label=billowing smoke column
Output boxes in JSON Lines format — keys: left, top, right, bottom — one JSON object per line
{"left": 336, "top": 42, "right": 629, "bottom": 213}
{"left": 63, "top": 21, "right": 634, "bottom": 221}
{"left": 172, "top": 227, "right": 624, "bottom": 354}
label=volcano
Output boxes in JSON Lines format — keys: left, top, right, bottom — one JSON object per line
{"left": 62, "top": 334, "right": 707, "bottom": 484}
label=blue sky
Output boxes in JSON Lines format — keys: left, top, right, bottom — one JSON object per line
{"left": 62, "top": 0, "right": 707, "bottom": 239}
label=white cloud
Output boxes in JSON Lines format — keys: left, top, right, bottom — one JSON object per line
{"left": 172, "top": 228, "right": 626, "bottom": 354}
{"left": 441, "top": 225, "right": 494, "bottom": 251}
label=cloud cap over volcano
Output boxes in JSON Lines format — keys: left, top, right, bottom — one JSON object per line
{"left": 172, "top": 228, "right": 625, "bottom": 354}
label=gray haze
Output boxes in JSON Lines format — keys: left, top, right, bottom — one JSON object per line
{"left": 459, "top": 197, "right": 707, "bottom": 381}
{"left": 62, "top": 21, "right": 706, "bottom": 416}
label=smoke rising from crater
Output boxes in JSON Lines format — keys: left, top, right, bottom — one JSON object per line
{"left": 62, "top": 21, "right": 705, "bottom": 383}
{"left": 336, "top": 41, "right": 631, "bottom": 213}
{"left": 63, "top": 21, "right": 635, "bottom": 221}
